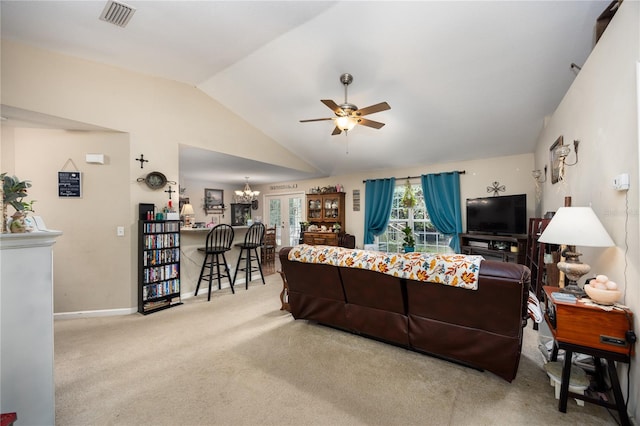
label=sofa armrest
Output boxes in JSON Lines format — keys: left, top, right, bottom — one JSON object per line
{"left": 338, "top": 233, "right": 355, "bottom": 249}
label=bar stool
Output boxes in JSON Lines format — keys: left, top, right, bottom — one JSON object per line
{"left": 233, "top": 222, "right": 265, "bottom": 289}
{"left": 261, "top": 226, "right": 277, "bottom": 273}
{"left": 195, "top": 224, "right": 234, "bottom": 301}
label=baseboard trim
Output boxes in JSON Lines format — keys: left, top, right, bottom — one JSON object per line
{"left": 54, "top": 279, "right": 249, "bottom": 319}
{"left": 54, "top": 307, "right": 136, "bottom": 319}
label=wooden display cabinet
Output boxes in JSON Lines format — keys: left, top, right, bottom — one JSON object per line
{"left": 302, "top": 231, "right": 339, "bottom": 246}
{"left": 231, "top": 203, "right": 251, "bottom": 226}
{"left": 306, "top": 192, "right": 345, "bottom": 227}
{"left": 304, "top": 192, "right": 345, "bottom": 246}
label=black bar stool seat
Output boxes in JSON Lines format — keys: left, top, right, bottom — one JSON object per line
{"left": 195, "top": 224, "right": 234, "bottom": 301}
{"left": 233, "top": 222, "right": 265, "bottom": 289}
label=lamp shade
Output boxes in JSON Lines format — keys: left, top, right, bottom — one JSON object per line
{"left": 180, "top": 203, "right": 195, "bottom": 216}
{"left": 538, "top": 207, "right": 614, "bottom": 247}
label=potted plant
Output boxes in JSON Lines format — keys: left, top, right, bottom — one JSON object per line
{"left": 402, "top": 225, "right": 416, "bottom": 253}
{"left": 333, "top": 222, "right": 341, "bottom": 233}
{"left": 401, "top": 179, "right": 416, "bottom": 208}
{"left": 1, "top": 173, "right": 33, "bottom": 233}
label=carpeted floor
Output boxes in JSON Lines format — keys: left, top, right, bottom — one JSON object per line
{"left": 54, "top": 273, "right": 618, "bottom": 425}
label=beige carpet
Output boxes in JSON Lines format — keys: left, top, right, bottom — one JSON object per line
{"left": 55, "top": 273, "right": 617, "bottom": 425}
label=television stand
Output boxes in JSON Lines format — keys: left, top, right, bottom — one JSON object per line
{"left": 460, "top": 233, "right": 527, "bottom": 264}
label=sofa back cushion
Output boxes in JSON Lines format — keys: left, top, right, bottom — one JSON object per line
{"left": 282, "top": 259, "right": 345, "bottom": 301}
{"left": 339, "top": 267, "right": 405, "bottom": 314}
{"left": 406, "top": 260, "right": 529, "bottom": 337}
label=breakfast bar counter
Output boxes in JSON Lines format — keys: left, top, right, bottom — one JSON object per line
{"left": 180, "top": 226, "right": 251, "bottom": 296}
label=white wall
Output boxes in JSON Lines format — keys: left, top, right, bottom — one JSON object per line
{"left": 2, "top": 128, "right": 132, "bottom": 313}
{"left": 180, "top": 177, "right": 236, "bottom": 226}
{"left": 533, "top": 1, "right": 639, "bottom": 420}
{"left": 1, "top": 39, "right": 317, "bottom": 313}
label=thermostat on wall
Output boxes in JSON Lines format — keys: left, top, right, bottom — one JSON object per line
{"left": 613, "top": 173, "right": 629, "bottom": 191}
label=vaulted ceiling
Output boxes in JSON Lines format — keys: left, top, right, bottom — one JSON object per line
{"left": 1, "top": 1, "right": 610, "bottom": 184}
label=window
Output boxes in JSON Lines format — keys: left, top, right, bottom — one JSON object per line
{"left": 377, "top": 183, "right": 453, "bottom": 254}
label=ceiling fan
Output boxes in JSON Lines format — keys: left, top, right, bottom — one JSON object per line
{"left": 300, "top": 73, "right": 391, "bottom": 135}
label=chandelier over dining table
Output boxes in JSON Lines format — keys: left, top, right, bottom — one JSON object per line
{"left": 234, "top": 177, "right": 260, "bottom": 203}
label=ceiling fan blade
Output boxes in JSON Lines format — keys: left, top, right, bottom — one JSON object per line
{"left": 300, "top": 118, "right": 334, "bottom": 123}
{"left": 354, "top": 102, "right": 391, "bottom": 117}
{"left": 357, "top": 118, "right": 385, "bottom": 129}
{"left": 331, "top": 126, "right": 343, "bottom": 136}
{"left": 321, "top": 99, "right": 344, "bottom": 114}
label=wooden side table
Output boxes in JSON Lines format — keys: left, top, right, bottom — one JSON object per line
{"left": 278, "top": 270, "right": 290, "bottom": 312}
{"left": 543, "top": 286, "right": 634, "bottom": 426}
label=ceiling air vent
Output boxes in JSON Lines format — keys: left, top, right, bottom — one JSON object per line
{"left": 99, "top": 0, "right": 136, "bottom": 28}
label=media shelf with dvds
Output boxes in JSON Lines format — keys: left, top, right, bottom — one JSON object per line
{"left": 138, "top": 216, "right": 182, "bottom": 314}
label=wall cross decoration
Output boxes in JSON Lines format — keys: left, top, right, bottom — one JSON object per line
{"left": 487, "top": 181, "right": 506, "bottom": 196}
{"left": 164, "top": 185, "right": 175, "bottom": 199}
{"left": 135, "top": 154, "right": 149, "bottom": 169}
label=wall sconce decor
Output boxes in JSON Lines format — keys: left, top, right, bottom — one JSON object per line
{"left": 550, "top": 137, "right": 580, "bottom": 184}
{"left": 532, "top": 165, "right": 547, "bottom": 183}
{"left": 556, "top": 139, "right": 579, "bottom": 166}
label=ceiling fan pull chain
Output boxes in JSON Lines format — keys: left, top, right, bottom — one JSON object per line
{"left": 345, "top": 131, "right": 349, "bottom": 154}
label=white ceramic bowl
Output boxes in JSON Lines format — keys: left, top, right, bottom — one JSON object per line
{"left": 584, "top": 284, "right": 621, "bottom": 305}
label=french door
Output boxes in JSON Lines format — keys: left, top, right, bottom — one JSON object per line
{"left": 264, "top": 192, "right": 305, "bottom": 247}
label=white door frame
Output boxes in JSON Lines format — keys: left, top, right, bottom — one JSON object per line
{"left": 264, "top": 191, "right": 306, "bottom": 247}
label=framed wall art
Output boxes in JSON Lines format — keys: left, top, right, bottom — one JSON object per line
{"left": 550, "top": 136, "right": 563, "bottom": 184}
{"left": 204, "top": 188, "right": 224, "bottom": 212}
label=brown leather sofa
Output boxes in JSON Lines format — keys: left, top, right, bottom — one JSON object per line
{"left": 279, "top": 246, "right": 531, "bottom": 382}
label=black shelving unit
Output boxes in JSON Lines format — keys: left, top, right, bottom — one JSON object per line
{"left": 138, "top": 219, "right": 182, "bottom": 314}
{"left": 525, "top": 218, "right": 560, "bottom": 300}
{"left": 459, "top": 233, "right": 527, "bottom": 264}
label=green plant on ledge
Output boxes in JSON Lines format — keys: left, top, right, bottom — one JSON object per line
{"left": 402, "top": 225, "right": 416, "bottom": 252}
{"left": 1, "top": 173, "right": 33, "bottom": 233}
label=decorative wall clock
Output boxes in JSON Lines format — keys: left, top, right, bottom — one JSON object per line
{"left": 137, "top": 171, "right": 174, "bottom": 190}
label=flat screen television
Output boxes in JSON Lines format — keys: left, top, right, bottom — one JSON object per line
{"left": 466, "top": 194, "right": 527, "bottom": 235}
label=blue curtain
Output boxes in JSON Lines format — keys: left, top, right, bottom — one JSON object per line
{"left": 364, "top": 178, "right": 396, "bottom": 244}
{"left": 421, "top": 172, "right": 463, "bottom": 252}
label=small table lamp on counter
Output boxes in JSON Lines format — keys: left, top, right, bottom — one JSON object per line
{"left": 538, "top": 206, "right": 614, "bottom": 296}
{"left": 180, "top": 203, "right": 195, "bottom": 227}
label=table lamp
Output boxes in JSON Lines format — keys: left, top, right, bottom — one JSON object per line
{"left": 180, "top": 203, "right": 195, "bottom": 227}
{"left": 538, "top": 206, "right": 614, "bottom": 296}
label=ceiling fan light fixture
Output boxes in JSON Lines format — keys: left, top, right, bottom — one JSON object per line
{"left": 300, "top": 73, "right": 390, "bottom": 135}
{"left": 336, "top": 116, "right": 357, "bottom": 131}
